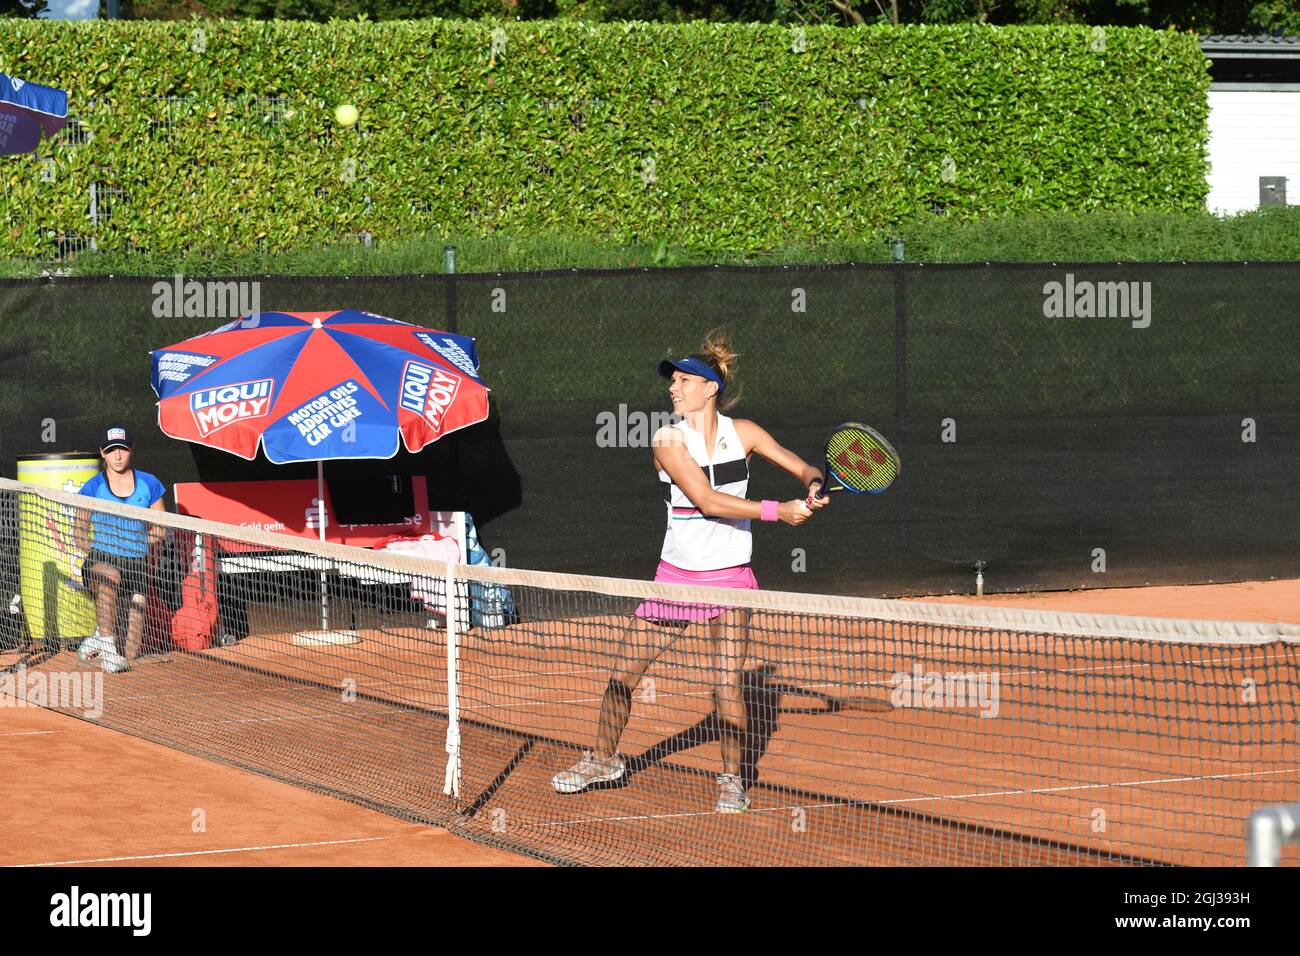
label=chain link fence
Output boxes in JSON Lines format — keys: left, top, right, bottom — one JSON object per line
{"left": 1, "top": 263, "right": 1296, "bottom": 596}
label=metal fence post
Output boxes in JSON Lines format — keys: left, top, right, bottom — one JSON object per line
{"left": 892, "top": 239, "right": 906, "bottom": 437}
{"left": 1248, "top": 804, "right": 1300, "bottom": 866}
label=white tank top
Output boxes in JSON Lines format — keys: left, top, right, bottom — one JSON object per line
{"left": 657, "top": 414, "right": 752, "bottom": 570}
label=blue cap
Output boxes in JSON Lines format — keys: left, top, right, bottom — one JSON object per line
{"left": 658, "top": 355, "right": 725, "bottom": 393}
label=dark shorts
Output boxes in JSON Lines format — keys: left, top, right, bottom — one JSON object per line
{"left": 82, "top": 549, "right": 150, "bottom": 603}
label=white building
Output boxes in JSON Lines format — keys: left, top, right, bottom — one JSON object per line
{"left": 1202, "top": 35, "right": 1300, "bottom": 214}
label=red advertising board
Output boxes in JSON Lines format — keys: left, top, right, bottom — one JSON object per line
{"left": 174, "top": 476, "right": 456, "bottom": 551}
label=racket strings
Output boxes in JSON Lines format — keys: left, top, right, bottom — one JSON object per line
{"left": 825, "top": 428, "right": 898, "bottom": 492}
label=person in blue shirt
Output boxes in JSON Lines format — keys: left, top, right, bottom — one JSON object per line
{"left": 72, "top": 425, "right": 167, "bottom": 673}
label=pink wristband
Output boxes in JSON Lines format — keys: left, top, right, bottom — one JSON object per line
{"left": 760, "top": 499, "right": 779, "bottom": 522}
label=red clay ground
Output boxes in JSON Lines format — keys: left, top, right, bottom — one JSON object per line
{"left": 918, "top": 579, "right": 1300, "bottom": 622}
{"left": 0, "top": 703, "right": 540, "bottom": 868}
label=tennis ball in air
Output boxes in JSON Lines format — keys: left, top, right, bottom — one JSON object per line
{"left": 334, "top": 104, "right": 359, "bottom": 128}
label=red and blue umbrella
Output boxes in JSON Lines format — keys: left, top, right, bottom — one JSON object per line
{"left": 151, "top": 309, "right": 490, "bottom": 641}
{"left": 0, "top": 73, "right": 68, "bottom": 156}
{"left": 151, "top": 309, "right": 490, "bottom": 464}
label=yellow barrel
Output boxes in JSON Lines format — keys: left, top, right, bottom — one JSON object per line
{"left": 16, "top": 454, "right": 100, "bottom": 646}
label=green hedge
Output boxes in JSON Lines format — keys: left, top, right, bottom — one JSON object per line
{"left": 0, "top": 21, "right": 1210, "bottom": 257}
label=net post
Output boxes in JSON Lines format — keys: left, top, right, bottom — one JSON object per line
{"left": 318, "top": 567, "right": 329, "bottom": 631}
{"left": 453, "top": 511, "right": 468, "bottom": 634}
{"left": 317, "top": 462, "right": 328, "bottom": 631}
{"left": 1247, "top": 804, "right": 1300, "bottom": 866}
{"left": 442, "top": 558, "right": 461, "bottom": 800}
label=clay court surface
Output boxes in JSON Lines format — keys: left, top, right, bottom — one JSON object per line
{"left": 0, "top": 704, "right": 539, "bottom": 868}
{"left": 2, "top": 577, "right": 1297, "bottom": 868}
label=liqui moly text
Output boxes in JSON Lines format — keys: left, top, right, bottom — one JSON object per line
{"left": 190, "top": 379, "right": 274, "bottom": 437}
{"left": 400, "top": 362, "right": 461, "bottom": 436}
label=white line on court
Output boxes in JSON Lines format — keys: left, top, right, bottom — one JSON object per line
{"left": 11, "top": 836, "right": 394, "bottom": 867}
{"left": 531, "top": 766, "right": 1300, "bottom": 829}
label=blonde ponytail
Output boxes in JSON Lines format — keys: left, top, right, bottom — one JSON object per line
{"left": 700, "top": 327, "right": 742, "bottom": 412}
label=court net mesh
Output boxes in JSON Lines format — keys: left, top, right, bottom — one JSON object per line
{"left": 2, "top": 477, "right": 1298, "bottom": 866}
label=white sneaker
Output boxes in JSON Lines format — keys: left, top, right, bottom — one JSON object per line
{"left": 715, "top": 773, "right": 750, "bottom": 813}
{"left": 100, "top": 645, "right": 130, "bottom": 674}
{"left": 552, "top": 750, "right": 626, "bottom": 794}
{"left": 77, "top": 630, "right": 113, "bottom": 662}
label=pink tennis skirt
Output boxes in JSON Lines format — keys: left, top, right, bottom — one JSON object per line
{"left": 634, "top": 560, "right": 760, "bottom": 623}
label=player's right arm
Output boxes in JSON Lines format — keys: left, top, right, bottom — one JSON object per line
{"left": 652, "top": 426, "right": 809, "bottom": 526}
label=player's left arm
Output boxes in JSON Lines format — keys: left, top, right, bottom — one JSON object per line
{"left": 146, "top": 479, "right": 167, "bottom": 546}
{"left": 735, "top": 420, "right": 829, "bottom": 510}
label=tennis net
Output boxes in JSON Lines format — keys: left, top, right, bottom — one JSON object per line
{"left": 2, "top": 476, "right": 1298, "bottom": 866}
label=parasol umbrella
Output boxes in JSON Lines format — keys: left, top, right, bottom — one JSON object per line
{"left": 151, "top": 308, "right": 490, "bottom": 642}
{"left": 0, "top": 73, "right": 68, "bottom": 156}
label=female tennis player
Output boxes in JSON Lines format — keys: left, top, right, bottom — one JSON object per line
{"left": 553, "top": 330, "right": 829, "bottom": 812}
{"left": 72, "top": 425, "right": 167, "bottom": 673}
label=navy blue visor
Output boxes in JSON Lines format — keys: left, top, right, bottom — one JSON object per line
{"left": 657, "top": 355, "right": 725, "bottom": 393}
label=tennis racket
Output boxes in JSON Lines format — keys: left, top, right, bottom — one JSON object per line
{"left": 813, "top": 422, "right": 901, "bottom": 499}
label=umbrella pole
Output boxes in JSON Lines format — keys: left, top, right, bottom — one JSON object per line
{"left": 291, "top": 461, "right": 358, "bottom": 647}
{"left": 317, "top": 461, "right": 328, "bottom": 631}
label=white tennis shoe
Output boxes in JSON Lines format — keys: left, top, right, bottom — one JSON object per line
{"left": 715, "top": 773, "right": 750, "bottom": 813}
{"left": 552, "top": 750, "right": 626, "bottom": 793}
{"left": 100, "top": 646, "right": 130, "bottom": 673}
{"left": 76, "top": 630, "right": 113, "bottom": 662}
